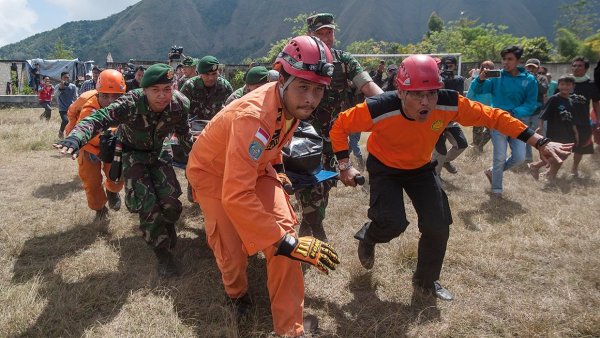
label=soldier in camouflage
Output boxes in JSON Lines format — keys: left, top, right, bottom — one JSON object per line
{"left": 225, "top": 65, "right": 271, "bottom": 105}
{"left": 180, "top": 55, "right": 234, "bottom": 121}
{"left": 180, "top": 55, "right": 233, "bottom": 203}
{"left": 295, "top": 13, "right": 383, "bottom": 241}
{"left": 177, "top": 56, "right": 197, "bottom": 90}
{"left": 53, "top": 64, "right": 193, "bottom": 278}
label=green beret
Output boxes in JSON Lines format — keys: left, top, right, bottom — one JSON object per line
{"left": 245, "top": 66, "right": 269, "bottom": 85}
{"left": 306, "top": 13, "right": 336, "bottom": 32}
{"left": 141, "top": 63, "right": 174, "bottom": 88}
{"left": 197, "top": 55, "right": 220, "bottom": 74}
{"left": 182, "top": 56, "right": 196, "bottom": 67}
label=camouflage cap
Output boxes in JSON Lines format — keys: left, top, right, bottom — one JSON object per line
{"left": 307, "top": 13, "right": 336, "bottom": 32}
{"left": 141, "top": 63, "right": 174, "bottom": 88}
{"left": 197, "top": 55, "right": 220, "bottom": 74}
{"left": 245, "top": 66, "right": 269, "bottom": 85}
{"left": 182, "top": 56, "right": 196, "bottom": 67}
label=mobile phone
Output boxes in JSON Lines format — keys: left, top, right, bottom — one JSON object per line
{"left": 486, "top": 69, "right": 501, "bottom": 78}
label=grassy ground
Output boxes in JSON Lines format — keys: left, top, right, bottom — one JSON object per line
{"left": 0, "top": 107, "right": 598, "bottom": 338}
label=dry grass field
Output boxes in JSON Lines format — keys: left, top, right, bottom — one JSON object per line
{"left": 0, "top": 107, "right": 599, "bottom": 338}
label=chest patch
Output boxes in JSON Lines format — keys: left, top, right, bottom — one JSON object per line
{"left": 431, "top": 120, "right": 444, "bottom": 132}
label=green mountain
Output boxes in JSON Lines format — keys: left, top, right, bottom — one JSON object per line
{"left": 0, "top": 0, "right": 580, "bottom": 63}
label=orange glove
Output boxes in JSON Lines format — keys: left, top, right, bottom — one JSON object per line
{"left": 275, "top": 233, "right": 340, "bottom": 274}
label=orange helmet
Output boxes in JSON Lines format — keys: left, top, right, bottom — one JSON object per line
{"left": 96, "top": 69, "right": 126, "bottom": 94}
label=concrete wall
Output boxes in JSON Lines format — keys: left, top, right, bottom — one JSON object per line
{"left": 0, "top": 95, "right": 39, "bottom": 108}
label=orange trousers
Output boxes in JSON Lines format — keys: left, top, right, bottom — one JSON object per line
{"left": 77, "top": 151, "right": 124, "bottom": 211}
{"left": 195, "top": 175, "right": 305, "bottom": 337}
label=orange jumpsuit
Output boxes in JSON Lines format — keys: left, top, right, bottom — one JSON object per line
{"left": 65, "top": 92, "right": 124, "bottom": 211}
{"left": 186, "top": 82, "right": 305, "bottom": 337}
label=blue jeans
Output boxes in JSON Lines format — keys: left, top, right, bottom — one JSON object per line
{"left": 490, "top": 129, "right": 526, "bottom": 193}
{"left": 521, "top": 114, "right": 539, "bottom": 161}
{"left": 349, "top": 132, "right": 362, "bottom": 158}
{"left": 59, "top": 110, "right": 69, "bottom": 134}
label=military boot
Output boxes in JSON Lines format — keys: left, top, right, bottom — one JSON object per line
{"left": 106, "top": 190, "right": 121, "bottom": 211}
{"left": 154, "top": 247, "right": 179, "bottom": 278}
{"left": 226, "top": 293, "right": 253, "bottom": 320}
{"left": 165, "top": 222, "right": 177, "bottom": 249}
{"left": 94, "top": 206, "right": 109, "bottom": 222}
{"left": 187, "top": 183, "right": 194, "bottom": 203}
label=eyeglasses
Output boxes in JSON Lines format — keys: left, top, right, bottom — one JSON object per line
{"left": 406, "top": 90, "right": 439, "bottom": 101}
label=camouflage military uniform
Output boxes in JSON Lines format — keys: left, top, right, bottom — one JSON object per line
{"left": 177, "top": 76, "right": 194, "bottom": 91}
{"left": 296, "top": 48, "right": 372, "bottom": 240}
{"left": 224, "top": 85, "right": 247, "bottom": 105}
{"left": 180, "top": 76, "right": 233, "bottom": 121}
{"left": 67, "top": 88, "right": 192, "bottom": 249}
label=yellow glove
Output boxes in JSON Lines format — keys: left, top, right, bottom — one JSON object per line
{"left": 275, "top": 233, "right": 340, "bottom": 274}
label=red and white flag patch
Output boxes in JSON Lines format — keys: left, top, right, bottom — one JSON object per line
{"left": 254, "top": 127, "right": 269, "bottom": 146}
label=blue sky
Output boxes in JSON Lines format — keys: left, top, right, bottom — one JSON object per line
{"left": 0, "top": 0, "right": 140, "bottom": 47}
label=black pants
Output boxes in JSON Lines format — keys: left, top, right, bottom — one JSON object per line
{"left": 358, "top": 155, "right": 452, "bottom": 285}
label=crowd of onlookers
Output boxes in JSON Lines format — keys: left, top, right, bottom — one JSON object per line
{"left": 30, "top": 51, "right": 600, "bottom": 182}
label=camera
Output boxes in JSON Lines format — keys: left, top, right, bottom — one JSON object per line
{"left": 485, "top": 69, "right": 501, "bottom": 78}
{"left": 168, "top": 46, "right": 184, "bottom": 60}
{"left": 440, "top": 64, "right": 454, "bottom": 79}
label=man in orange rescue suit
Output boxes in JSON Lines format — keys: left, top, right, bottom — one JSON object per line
{"left": 64, "top": 69, "right": 126, "bottom": 221}
{"left": 186, "top": 36, "right": 340, "bottom": 337}
{"left": 330, "top": 54, "right": 573, "bottom": 301}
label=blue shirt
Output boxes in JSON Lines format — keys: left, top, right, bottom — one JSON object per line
{"left": 471, "top": 66, "right": 538, "bottom": 119}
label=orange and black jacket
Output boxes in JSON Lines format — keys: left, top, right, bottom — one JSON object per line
{"left": 331, "top": 90, "right": 535, "bottom": 170}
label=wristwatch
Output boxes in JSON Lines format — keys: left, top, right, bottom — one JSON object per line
{"left": 535, "top": 137, "right": 551, "bottom": 149}
{"left": 337, "top": 161, "right": 353, "bottom": 171}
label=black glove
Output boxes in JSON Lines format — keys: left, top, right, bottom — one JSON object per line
{"left": 55, "top": 136, "right": 81, "bottom": 157}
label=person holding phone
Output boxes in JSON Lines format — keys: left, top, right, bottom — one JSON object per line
{"left": 471, "top": 45, "right": 538, "bottom": 197}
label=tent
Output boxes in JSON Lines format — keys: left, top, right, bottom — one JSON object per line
{"left": 25, "top": 58, "right": 92, "bottom": 86}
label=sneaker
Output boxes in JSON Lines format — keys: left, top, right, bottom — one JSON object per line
{"left": 357, "top": 240, "right": 375, "bottom": 269}
{"left": 413, "top": 280, "right": 454, "bottom": 301}
{"left": 484, "top": 168, "right": 492, "bottom": 185}
{"left": 94, "top": 206, "right": 109, "bottom": 222}
{"left": 227, "top": 293, "right": 253, "bottom": 320}
{"left": 154, "top": 247, "right": 179, "bottom": 278}
{"left": 106, "top": 190, "right": 121, "bottom": 211}
{"left": 443, "top": 162, "right": 458, "bottom": 174}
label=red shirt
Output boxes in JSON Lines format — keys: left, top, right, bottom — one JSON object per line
{"left": 38, "top": 85, "right": 54, "bottom": 102}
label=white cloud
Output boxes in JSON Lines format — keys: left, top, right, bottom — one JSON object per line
{"left": 0, "top": 0, "right": 38, "bottom": 46}
{"left": 46, "top": 0, "right": 140, "bottom": 21}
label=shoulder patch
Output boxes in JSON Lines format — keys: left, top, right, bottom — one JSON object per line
{"left": 248, "top": 140, "right": 264, "bottom": 161}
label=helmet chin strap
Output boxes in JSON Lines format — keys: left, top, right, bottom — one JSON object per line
{"left": 278, "top": 75, "right": 296, "bottom": 114}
